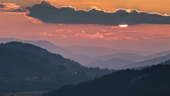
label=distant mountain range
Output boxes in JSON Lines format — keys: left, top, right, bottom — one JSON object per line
{"left": 27, "top": 40, "right": 170, "bottom": 70}
{"left": 44, "top": 61, "right": 170, "bottom": 96}
{"left": 89, "top": 58, "right": 135, "bottom": 69}
{"left": 0, "top": 38, "right": 138, "bottom": 67}
{"left": 27, "top": 1, "right": 170, "bottom": 25}
{"left": 1, "top": 38, "right": 170, "bottom": 70}
{"left": 0, "top": 42, "right": 110, "bottom": 92}
{"left": 0, "top": 38, "right": 113, "bottom": 66}
{"left": 21, "top": 40, "right": 170, "bottom": 70}
{"left": 89, "top": 50, "right": 170, "bottom": 69}
{"left": 125, "top": 52, "right": 170, "bottom": 69}
{"left": 88, "top": 53, "right": 146, "bottom": 69}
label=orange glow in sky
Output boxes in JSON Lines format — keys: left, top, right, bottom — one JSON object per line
{"left": 1, "top": 0, "right": 170, "bottom": 14}
{"left": 1, "top": 11, "right": 170, "bottom": 53}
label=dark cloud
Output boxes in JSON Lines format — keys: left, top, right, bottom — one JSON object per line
{"left": 27, "top": 1, "right": 170, "bottom": 25}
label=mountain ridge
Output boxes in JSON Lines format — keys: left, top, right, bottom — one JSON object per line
{"left": 44, "top": 60, "right": 170, "bottom": 96}
{"left": 0, "top": 41, "right": 110, "bottom": 92}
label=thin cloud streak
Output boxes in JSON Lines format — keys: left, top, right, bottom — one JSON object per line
{"left": 0, "top": 2, "right": 26, "bottom": 12}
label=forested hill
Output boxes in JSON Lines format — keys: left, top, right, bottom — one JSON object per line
{"left": 45, "top": 61, "right": 170, "bottom": 96}
{"left": 0, "top": 41, "right": 110, "bottom": 92}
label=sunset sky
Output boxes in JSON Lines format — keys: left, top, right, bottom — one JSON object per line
{"left": 1, "top": 0, "right": 170, "bottom": 14}
{"left": 50, "top": 0, "right": 170, "bottom": 14}
{"left": 1, "top": 0, "right": 170, "bottom": 54}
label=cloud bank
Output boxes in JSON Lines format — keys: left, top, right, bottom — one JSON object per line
{"left": 27, "top": 1, "right": 170, "bottom": 25}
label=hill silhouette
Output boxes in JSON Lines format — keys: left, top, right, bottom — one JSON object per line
{"left": 44, "top": 61, "right": 170, "bottom": 96}
{"left": 0, "top": 41, "right": 110, "bottom": 92}
{"left": 27, "top": 1, "right": 170, "bottom": 25}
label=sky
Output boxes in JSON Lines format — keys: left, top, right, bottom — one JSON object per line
{"left": 1, "top": 0, "right": 170, "bottom": 54}
{"left": 1, "top": 11, "right": 170, "bottom": 53}
{"left": 1, "top": 0, "right": 170, "bottom": 14}
{"left": 50, "top": 0, "right": 170, "bottom": 14}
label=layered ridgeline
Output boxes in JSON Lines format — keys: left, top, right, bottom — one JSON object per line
{"left": 0, "top": 42, "right": 110, "bottom": 92}
{"left": 45, "top": 61, "right": 170, "bottom": 96}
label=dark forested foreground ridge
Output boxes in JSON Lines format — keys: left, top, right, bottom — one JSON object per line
{"left": 0, "top": 42, "right": 110, "bottom": 92}
{"left": 44, "top": 61, "right": 170, "bottom": 96}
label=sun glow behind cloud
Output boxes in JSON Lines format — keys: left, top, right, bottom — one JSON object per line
{"left": 119, "top": 24, "right": 129, "bottom": 28}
